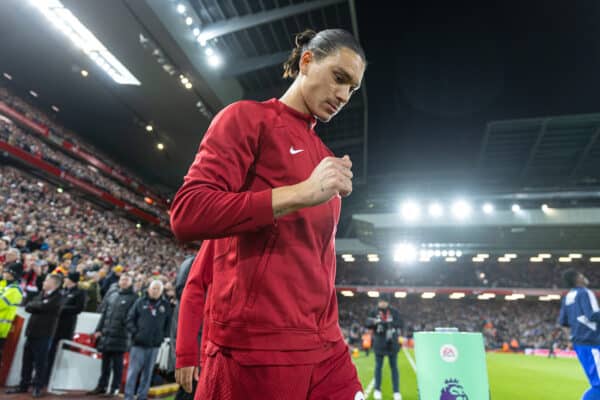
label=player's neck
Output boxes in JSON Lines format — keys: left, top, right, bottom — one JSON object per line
{"left": 279, "top": 80, "right": 310, "bottom": 116}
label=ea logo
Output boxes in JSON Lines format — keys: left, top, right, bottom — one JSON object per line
{"left": 440, "top": 344, "right": 459, "bottom": 363}
{"left": 354, "top": 391, "right": 365, "bottom": 400}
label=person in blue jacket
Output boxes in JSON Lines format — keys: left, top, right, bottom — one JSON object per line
{"left": 560, "top": 269, "right": 600, "bottom": 400}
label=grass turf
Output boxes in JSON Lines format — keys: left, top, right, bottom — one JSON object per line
{"left": 352, "top": 349, "right": 588, "bottom": 400}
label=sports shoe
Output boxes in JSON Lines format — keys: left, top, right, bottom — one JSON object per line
{"left": 393, "top": 392, "right": 403, "bottom": 400}
{"left": 373, "top": 389, "right": 382, "bottom": 400}
{"left": 86, "top": 387, "right": 106, "bottom": 395}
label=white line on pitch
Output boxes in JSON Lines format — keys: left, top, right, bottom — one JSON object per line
{"left": 403, "top": 347, "right": 417, "bottom": 372}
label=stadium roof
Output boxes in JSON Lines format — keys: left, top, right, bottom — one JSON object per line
{"left": 0, "top": 0, "right": 366, "bottom": 194}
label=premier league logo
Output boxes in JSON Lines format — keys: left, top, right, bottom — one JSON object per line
{"left": 440, "top": 378, "right": 469, "bottom": 400}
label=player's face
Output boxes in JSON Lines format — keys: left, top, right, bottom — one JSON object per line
{"left": 300, "top": 47, "right": 365, "bottom": 122}
{"left": 581, "top": 273, "right": 590, "bottom": 286}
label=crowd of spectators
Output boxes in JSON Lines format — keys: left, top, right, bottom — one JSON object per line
{"left": 336, "top": 257, "right": 600, "bottom": 288}
{"left": 0, "top": 87, "right": 167, "bottom": 220}
{"left": 337, "top": 294, "right": 569, "bottom": 351}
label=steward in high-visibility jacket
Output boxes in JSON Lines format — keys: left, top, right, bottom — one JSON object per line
{"left": 0, "top": 262, "right": 24, "bottom": 352}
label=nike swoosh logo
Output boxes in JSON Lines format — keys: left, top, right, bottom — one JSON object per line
{"left": 290, "top": 146, "right": 304, "bottom": 155}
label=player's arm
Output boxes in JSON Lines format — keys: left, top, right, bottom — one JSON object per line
{"left": 558, "top": 298, "right": 569, "bottom": 327}
{"left": 578, "top": 289, "right": 600, "bottom": 323}
{"left": 170, "top": 103, "right": 353, "bottom": 242}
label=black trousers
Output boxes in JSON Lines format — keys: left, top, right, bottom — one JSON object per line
{"left": 20, "top": 336, "right": 52, "bottom": 390}
{"left": 97, "top": 351, "right": 124, "bottom": 392}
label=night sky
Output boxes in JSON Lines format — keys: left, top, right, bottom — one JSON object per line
{"left": 357, "top": 1, "right": 600, "bottom": 179}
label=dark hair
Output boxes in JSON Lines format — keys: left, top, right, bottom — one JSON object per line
{"left": 563, "top": 268, "right": 579, "bottom": 288}
{"left": 282, "top": 29, "right": 366, "bottom": 79}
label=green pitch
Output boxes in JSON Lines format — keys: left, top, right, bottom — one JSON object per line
{"left": 352, "top": 349, "right": 588, "bottom": 400}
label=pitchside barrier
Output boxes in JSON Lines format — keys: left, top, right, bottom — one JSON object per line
{"left": 414, "top": 329, "right": 490, "bottom": 400}
{"left": 3, "top": 308, "right": 170, "bottom": 394}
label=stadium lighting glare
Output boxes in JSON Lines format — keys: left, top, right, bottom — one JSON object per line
{"left": 538, "top": 253, "right": 551, "bottom": 259}
{"left": 207, "top": 54, "right": 222, "bottom": 68}
{"left": 342, "top": 254, "right": 355, "bottom": 263}
{"left": 448, "top": 250, "right": 456, "bottom": 257}
{"left": 80, "top": 69, "right": 88, "bottom": 77}
{"left": 477, "top": 254, "right": 490, "bottom": 259}
{"left": 340, "top": 290, "right": 354, "bottom": 297}
{"left": 456, "top": 250, "right": 463, "bottom": 257}
{"left": 541, "top": 204, "right": 551, "bottom": 213}
{"left": 136, "top": 223, "right": 141, "bottom": 229}
{"left": 449, "top": 292, "right": 465, "bottom": 299}
{"left": 434, "top": 250, "right": 442, "bottom": 257}
{"left": 505, "top": 253, "right": 517, "bottom": 259}
{"left": 569, "top": 253, "right": 583, "bottom": 259}
{"left": 394, "top": 291, "right": 407, "bottom": 298}
{"left": 394, "top": 243, "right": 417, "bottom": 263}
{"left": 29, "top": 90, "right": 38, "bottom": 98}
{"left": 505, "top": 293, "right": 525, "bottom": 301}
{"left": 473, "top": 257, "right": 485, "bottom": 262}
{"left": 57, "top": 187, "right": 63, "bottom": 193}
{"left": 478, "top": 293, "right": 496, "bottom": 300}
{"left": 558, "top": 257, "right": 572, "bottom": 263}
{"left": 591, "top": 257, "right": 600, "bottom": 263}
{"left": 511, "top": 204, "right": 521, "bottom": 213}
{"left": 157, "top": 143, "right": 165, "bottom": 151}
{"left": 145, "top": 125, "right": 153, "bottom": 132}
{"left": 482, "top": 203, "right": 494, "bottom": 214}
{"left": 31, "top": 0, "right": 140, "bottom": 85}
{"left": 451, "top": 200, "right": 471, "bottom": 220}
{"left": 539, "top": 294, "right": 561, "bottom": 301}
{"left": 192, "top": 27, "right": 200, "bottom": 37}
{"left": 185, "top": 82, "right": 193, "bottom": 89}
{"left": 185, "top": 16, "right": 193, "bottom": 26}
{"left": 441, "top": 250, "right": 448, "bottom": 257}
{"left": 421, "top": 292, "right": 436, "bottom": 299}
{"left": 205, "top": 47, "right": 215, "bottom": 57}
{"left": 51, "top": 105, "right": 60, "bottom": 112}
{"left": 3, "top": 72, "right": 12, "bottom": 80}
{"left": 498, "top": 257, "right": 510, "bottom": 263}
{"left": 401, "top": 201, "right": 421, "bottom": 221}
{"left": 367, "top": 254, "right": 379, "bottom": 262}
{"left": 176, "top": 4, "right": 186, "bottom": 14}
{"left": 445, "top": 257, "right": 457, "bottom": 262}
{"left": 428, "top": 203, "right": 444, "bottom": 218}
{"left": 530, "top": 257, "right": 543, "bottom": 263}
{"left": 367, "top": 291, "right": 380, "bottom": 298}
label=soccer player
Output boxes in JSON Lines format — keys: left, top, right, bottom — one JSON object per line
{"left": 560, "top": 269, "right": 600, "bottom": 400}
{"left": 170, "top": 28, "right": 366, "bottom": 399}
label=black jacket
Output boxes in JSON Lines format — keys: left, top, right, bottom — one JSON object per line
{"left": 54, "top": 285, "right": 86, "bottom": 340}
{"left": 96, "top": 287, "right": 138, "bottom": 352}
{"left": 127, "top": 295, "right": 171, "bottom": 348}
{"left": 25, "top": 289, "right": 63, "bottom": 338}
{"left": 366, "top": 306, "right": 403, "bottom": 354}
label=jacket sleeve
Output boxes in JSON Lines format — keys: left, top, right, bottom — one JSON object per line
{"left": 176, "top": 249, "right": 213, "bottom": 368}
{"left": 169, "top": 102, "right": 275, "bottom": 242}
{"left": 579, "top": 289, "right": 600, "bottom": 323}
{"left": 25, "top": 293, "right": 61, "bottom": 314}
{"left": 126, "top": 299, "right": 140, "bottom": 335}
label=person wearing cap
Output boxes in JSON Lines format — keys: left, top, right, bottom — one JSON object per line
{"left": 0, "top": 262, "right": 24, "bottom": 362}
{"left": 366, "top": 293, "right": 404, "bottom": 400}
{"left": 45, "top": 271, "right": 86, "bottom": 385}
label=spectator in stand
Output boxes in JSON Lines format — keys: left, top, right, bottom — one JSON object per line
{"left": 6, "top": 273, "right": 63, "bottom": 398}
{"left": 46, "top": 271, "right": 86, "bottom": 384}
{"left": 0, "top": 262, "right": 24, "bottom": 363}
{"left": 125, "top": 280, "right": 171, "bottom": 400}
{"left": 88, "top": 274, "right": 137, "bottom": 397}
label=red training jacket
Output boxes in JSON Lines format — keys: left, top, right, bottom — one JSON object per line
{"left": 170, "top": 98, "right": 343, "bottom": 359}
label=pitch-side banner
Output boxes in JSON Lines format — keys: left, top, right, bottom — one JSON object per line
{"left": 414, "top": 331, "right": 490, "bottom": 400}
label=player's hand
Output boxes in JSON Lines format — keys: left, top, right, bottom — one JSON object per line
{"left": 176, "top": 366, "right": 200, "bottom": 393}
{"left": 301, "top": 155, "right": 353, "bottom": 206}
{"left": 94, "top": 331, "right": 101, "bottom": 338}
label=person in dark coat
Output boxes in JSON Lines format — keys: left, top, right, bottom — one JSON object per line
{"left": 5, "top": 273, "right": 63, "bottom": 398}
{"left": 366, "top": 293, "right": 404, "bottom": 400}
{"left": 45, "top": 271, "right": 86, "bottom": 384}
{"left": 87, "top": 274, "right": 137, "bottom": 397}
{"left": 124, "top": 280, "right": 171, "bottom": 400}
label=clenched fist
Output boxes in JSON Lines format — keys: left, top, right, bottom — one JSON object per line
{"left": 301, "top": 155, "right": 353, "bottom": 206}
